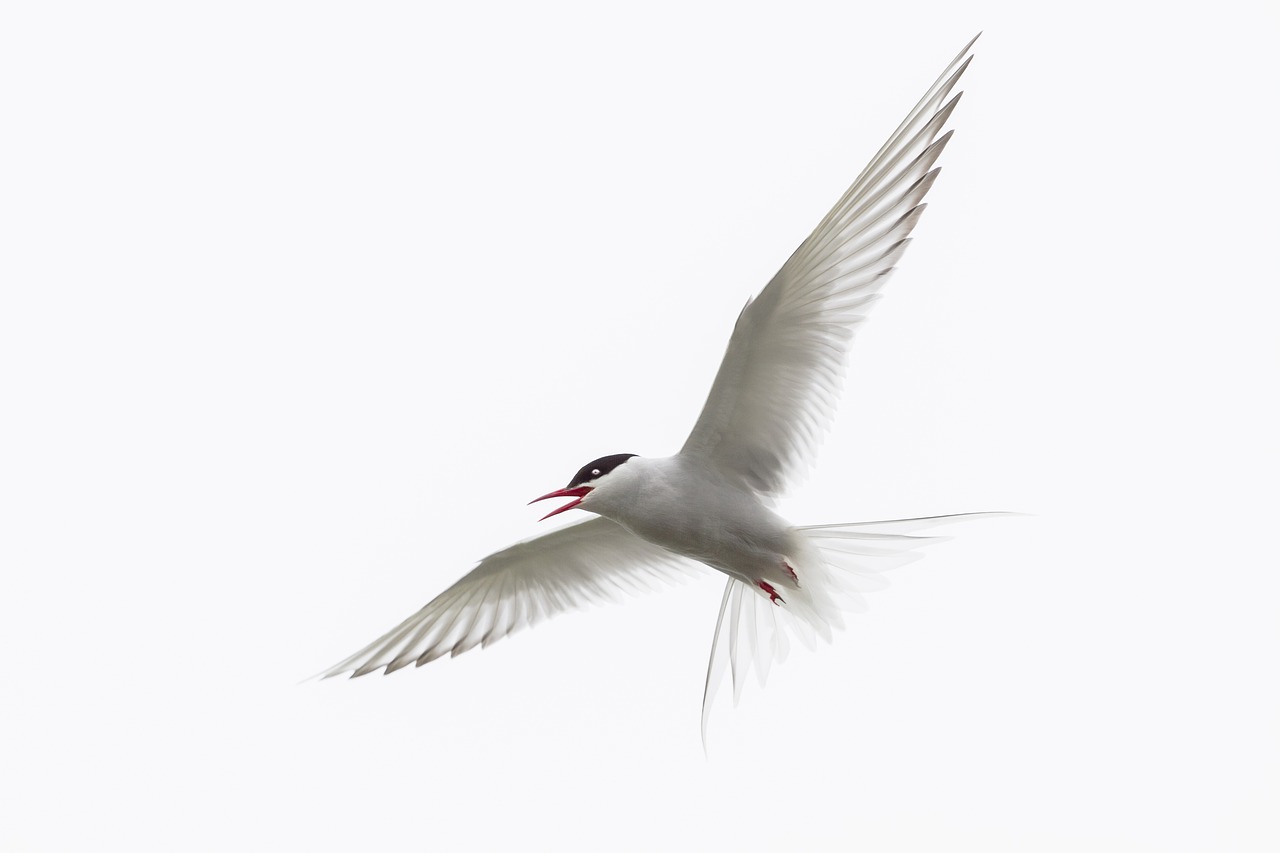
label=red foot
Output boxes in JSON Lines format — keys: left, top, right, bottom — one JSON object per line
{"left": 758, "top": 580, "right": 784, "bottom": 605}
{"left": 783, "top": 562, "right": 798, "bottom": 583}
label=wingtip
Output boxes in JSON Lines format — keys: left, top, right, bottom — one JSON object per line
{"left": 937, "top": 34, "right": 980, "bottom": 78}
{"left": 946, "top": 36, "right": 979, "bottom": 87}
{"left": 302, "top": 664, "right": 352, "bottom": 684}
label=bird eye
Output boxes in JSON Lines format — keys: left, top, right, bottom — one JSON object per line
{"left": 591, "top": 469, "right": 601, "bottom": 477}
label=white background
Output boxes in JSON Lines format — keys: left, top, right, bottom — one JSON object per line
{"left": 2, "top": 2, "right": 1277, "bottom": 851}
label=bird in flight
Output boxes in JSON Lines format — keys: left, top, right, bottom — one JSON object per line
{"left": 321, "top": 36, "right": 995, "bottom": 739}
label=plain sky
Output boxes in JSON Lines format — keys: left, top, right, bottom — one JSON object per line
{"left": 2, "top": 2, "right": 1277, "bottom": 851}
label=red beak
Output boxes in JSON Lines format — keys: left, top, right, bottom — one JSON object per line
{"left": 528, "top": 486, "right": 592, "bottom": 521}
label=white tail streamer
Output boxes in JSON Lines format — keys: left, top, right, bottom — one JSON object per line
{"left": 700, "top": 512, "right": 1011, "bottom": 749}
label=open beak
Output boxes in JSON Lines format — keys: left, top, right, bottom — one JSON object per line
{"left": 528, "top": 486, "right": 592, "bottom": 521}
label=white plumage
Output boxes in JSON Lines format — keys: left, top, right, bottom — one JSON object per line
{"left": 321, "top": 36, "right": 996, "bottom": 740}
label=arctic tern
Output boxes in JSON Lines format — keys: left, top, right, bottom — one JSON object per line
{"left": 322, "top": 36, "right": 996, "bottom": 737}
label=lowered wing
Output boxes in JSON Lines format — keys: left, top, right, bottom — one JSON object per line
{"left": 322, "top": 517, "right": 699, "bottom": 678}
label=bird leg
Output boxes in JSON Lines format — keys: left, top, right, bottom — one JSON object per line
{"left": 783, "top": 561, "right": 798, "bottom": 584}
{"left": 757, "top": 580, "right": 784, "bottom": 605}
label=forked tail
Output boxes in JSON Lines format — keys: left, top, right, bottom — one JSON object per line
{"left": 700, "top": 512, "right": 1013, "bottom": 750}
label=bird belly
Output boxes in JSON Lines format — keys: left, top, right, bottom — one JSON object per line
{"left": 610, "top": 481, "right": 800, "bottom": 589}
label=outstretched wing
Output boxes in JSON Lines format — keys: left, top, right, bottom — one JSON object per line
{"left": 322, "top": 517, "right": 699, "bottom": 678}
{"left": 679, "top": 36, "right": 978, "bottom": 497}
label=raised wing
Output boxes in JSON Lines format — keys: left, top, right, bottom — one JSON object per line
{"left": 680, "top": 36, "right": 978, "bottom": 496}
{"left": 321, "top": 518, "right": 698, "bottom": 678}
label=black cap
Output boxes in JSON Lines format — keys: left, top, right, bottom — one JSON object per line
{"left": 566, "top": 454, "right": 637, "bottom": 488}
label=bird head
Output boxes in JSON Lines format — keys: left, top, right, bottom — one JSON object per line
{"left": 529, "top": 453, "right": 638, "bottom": 521}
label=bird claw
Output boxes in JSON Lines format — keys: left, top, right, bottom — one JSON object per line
{"left": 783, "top": 561, "right": 798, "bottom": 583}
{"left": 757, "top": 580, "right": 784, "bottom": 605}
